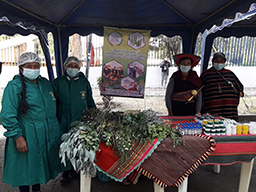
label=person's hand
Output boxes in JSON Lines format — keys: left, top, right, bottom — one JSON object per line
{"left": 16, "top": 136, "right": 28, "bottom": 152}
{"left": 239, "top": 92, "right": 244, "bottom": 97}
{"left": 168, "top": 108, "right": 173, "bottom": 116}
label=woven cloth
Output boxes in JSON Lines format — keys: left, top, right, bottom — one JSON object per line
{"left": 138, "top": 135, "right": 215, "bottom": 188}
{"left": 203, "top": 135, "right": 256, "bottom": 165}
{"left": 95, "top": 138, "right": 160, "bottom": 182}
{"left": 161, "top": 116, "right": 195, "bottom": 128}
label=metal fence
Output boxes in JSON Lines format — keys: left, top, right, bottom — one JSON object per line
{"left": 195, "top": 34, "right": 256, "bottom": 66}
{"left": 88, "top": 34, "right": 256, "bottom": 67}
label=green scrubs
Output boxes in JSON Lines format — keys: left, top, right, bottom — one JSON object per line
{"left": 53, "top": 73, "right": 96, "bottom": 133}
{"left": 0, "top": 75, "right": 63, "bottom": 187}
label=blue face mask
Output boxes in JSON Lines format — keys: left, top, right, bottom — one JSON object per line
{"left": 213, "top": 63, "right": 225, "bottom": 71}
{"left": 23, "top": 68, "right": 40, "bottom": 80}
{"left": 66, "top": 68, "right": 79, "bottom": 77}
{"left": 180, "top": 65, "right": 191, "bottom": 73}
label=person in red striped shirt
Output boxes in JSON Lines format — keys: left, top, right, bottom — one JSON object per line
{"left": 200, "top": 52, "right": 244, "bottom": 121}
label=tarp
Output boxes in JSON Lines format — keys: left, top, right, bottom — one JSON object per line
{"left": 0, "top": 0, "right": 256, "bottom": 79}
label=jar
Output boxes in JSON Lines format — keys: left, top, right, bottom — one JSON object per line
{"left": 236, "top": 124, "right": 243, "bottom": 135}
{"left": 242, "top": 124, "right": 249, "bottom": 135}
{"left": 226, "top": 125, "right": 232, "bottom": 135}
{"left": 249, "top": 125, "right": 256, "bottom": 134}
{"left": 231, "top": 125, "right": 237, "bottom": 135}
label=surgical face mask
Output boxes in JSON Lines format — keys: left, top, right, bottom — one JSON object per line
{"left": 180, "top": 65, "right": 191, "bottom": 73}
{"left": 213, "top": 63, "right": 225, "bottom": 71}
{"left": 66, "top": 68, "right": 79, "bottom": 77}
{"left": 23, "top": 68, "right": 40, "bottom": 80}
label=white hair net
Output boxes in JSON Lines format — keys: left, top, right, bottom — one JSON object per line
{"left": 18, "top": 52, "right": 41, "bottom": 66}
{"left": 64, "top": 56, "right": 80, "bottom": 68}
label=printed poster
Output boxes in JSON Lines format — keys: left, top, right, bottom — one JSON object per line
{"left": 101, "top": 27, "right": 151, "bottom": 98}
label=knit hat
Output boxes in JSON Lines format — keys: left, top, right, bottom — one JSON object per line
{"left": 18, "top": 52, "right": 41, "bottom": 66}
{"left": 174, "top": 54, "right": 201, "bottom": 67}
{"left": 64, "top": 56, "right": 80, "bottom": 68}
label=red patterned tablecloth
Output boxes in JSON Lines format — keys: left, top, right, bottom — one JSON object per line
{"left": 95, "top": 135, "right": 215, "bottom": 188}
{"left": 95, "top": 139, "right": 160, "bottom": 182}
{"left": 203, "top": 135, "right": 256, "bottom": 165}
{"left": 138, "top": 135, "right": 214, "bottom": 188}
{"left": 161, "top": 116, "right": 256, "bottom": 165}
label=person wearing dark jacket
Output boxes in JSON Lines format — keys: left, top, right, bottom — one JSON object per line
{"left": 53, "top": 56, "right": 96, "bottom": 184}
{"left": 160, "top": 57, "right": 171, "bottom": 87}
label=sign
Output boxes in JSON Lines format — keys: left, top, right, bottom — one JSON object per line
{"left": 101, "top": 27, "right": 150, "bottom": 98}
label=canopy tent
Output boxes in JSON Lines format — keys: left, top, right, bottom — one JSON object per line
{"left": 0, "top": 0, "right": 256, "bottom": 80}
{"left": 200, "top": 4, "right": 256, "bottom": 71}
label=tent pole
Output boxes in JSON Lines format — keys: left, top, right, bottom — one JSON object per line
{"left": 200, "top": 30, "right": 208, "bottom": 74}
{"left": 38, "top": 32, "right": 54, "bottom": 81}
{"left": 85, "top": 34, "right": 92, "bottom": 78}
{"left": 190, "top": 26, "right": 196, "bottom": 54}
{"left": 58, "top": 26, "right": 64, "bottom": 75}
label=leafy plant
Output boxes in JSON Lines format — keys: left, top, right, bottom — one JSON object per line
{"left": 59, "top": 121, "right": 99, "bottom": 177}
{"left": 59, "top": 108, "right": 182, "bottom": 176}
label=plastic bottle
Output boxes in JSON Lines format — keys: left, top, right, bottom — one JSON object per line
{"left": 226, "top": 125, "right": 232, "bottom": 135}
{"left": 236, "top": 124, "right": 242, "bottom": 135}
{"left": 242, "top": 124, "right": 249, "bottom": 135}
{"left": 231, "top": 125, "right": 237, "bottom": 135}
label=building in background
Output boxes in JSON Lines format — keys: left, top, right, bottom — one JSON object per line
{"left": 0, "top": 34, "right": 31, "bottom": 65}
{"left": 0, "top": 33, "right": 55, "bottom": 66}
{"left": 0, "top": 33, "right": 104, "bottom": 67}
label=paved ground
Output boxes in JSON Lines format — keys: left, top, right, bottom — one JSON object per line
{"left": 1, "top": 125, "right": 256, "bottom": 192}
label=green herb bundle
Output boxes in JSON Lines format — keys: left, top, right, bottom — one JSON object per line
{"left": 59, "top": 108, "right": 182, "bottom": 176}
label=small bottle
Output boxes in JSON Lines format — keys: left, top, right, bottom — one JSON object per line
{"left": 197, "top": 123, "right": 202, "bottom": 134}
{"left": 249, "top": 125, "right": 256, "bottom": 134}
{"left": 204, "top": 125, "right": 211, "bottom": 136}
{"left": 192, "top": 126, "right": 196, "bottom": 135}
{"left": 226, "top": 125, "right": 232, "bottom": 135}
{"left": 195, "top": 127, "right": 199, "bottom": 134}
{"left": 184, "top": 125, "right": 188, "bottom": 135}
{"left": 236, "top": 124, "right": 243, "bottom": 135}
{"left": 181, "top": 127, "right": 185, "bottom": 135}
{"left": 242, "top": 124, "right": 249, "bottom": 135}
{"left": 231, "top": 125, "right": 237, "bottom": 135}
{"left": 220, "top": 126, "right": 226, "bottom": 135}
{"left": 187, "top": 127, "right": 191, "bottom": 135}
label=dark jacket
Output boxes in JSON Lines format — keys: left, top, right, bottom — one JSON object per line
{"left": 160, "top": 61, "right": 171, "bottom": 75}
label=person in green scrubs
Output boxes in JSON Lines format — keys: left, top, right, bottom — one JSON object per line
{"left": 0, "top": 52, "right": 64, "bottom": 192}
{"left": 53, "top": 56, "right": 96, "bottom": 184}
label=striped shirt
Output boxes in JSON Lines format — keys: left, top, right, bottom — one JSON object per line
{"left": 200, "top": 67, "right": 244, "bottom": 120}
